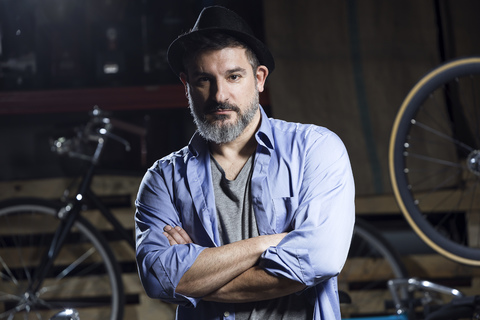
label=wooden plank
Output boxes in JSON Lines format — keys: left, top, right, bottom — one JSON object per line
{"left": 356, "top": 189, "right": 480, "bottom": 215}
{"left": 403, "top": 254, "right": 480, "bottom": 278}
{"left": 0, "top": 175, "right": 142, "bottom": 201}
{"left": 355, "top": 193, "right": 401, "bottom": 214}
{"left": 0, "top": 85, "right": 185, "bottom": 115}
{"left": 340, "top": 258, "right": 399, "bottom": 281}
{"left": 0, "top": 85, "right": 270, "bottom": 115}
{"left": 341, "top": 290, "right": 394, "bottom": 318}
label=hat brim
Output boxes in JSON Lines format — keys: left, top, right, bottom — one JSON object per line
{"left": 167, "top": 28, "right": 275, "bottom": 77}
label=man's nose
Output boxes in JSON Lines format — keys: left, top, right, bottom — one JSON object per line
{"left": 211, "top": 80, "right": 228, "bottom": 103}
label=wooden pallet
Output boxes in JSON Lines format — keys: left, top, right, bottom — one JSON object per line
{"left": 1, "top": 176, "right": 479, "bottom": 319}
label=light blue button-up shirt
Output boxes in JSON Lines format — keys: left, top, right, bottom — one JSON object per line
{"left": 135, "top": 106, "right": 355, "bottom": 319}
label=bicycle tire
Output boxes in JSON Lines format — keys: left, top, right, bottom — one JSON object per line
{"left": 0, "top": 198, "right": 125, "bottom": 320}
{"left": 389, "top": 56, "right": 480, "bottom": 266}
{"left": 339, "top": 217, "right": 409, "bottom": 317}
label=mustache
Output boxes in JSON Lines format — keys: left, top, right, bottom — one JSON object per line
{"left": 205, "top": 102, "right": 241, "bottom": 114}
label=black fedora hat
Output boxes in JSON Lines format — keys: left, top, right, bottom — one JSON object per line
{"left": 167, "top": 6, "right": 275, "bottom": 77}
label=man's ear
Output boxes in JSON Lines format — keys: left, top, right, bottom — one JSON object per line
{"left": 180, "top": 72, "right": 189, "bottom": 98}
{"left": 255, "top": 66, "right": 269, "bottom": 93}
{"left": 180, "top": 72, "right": 188, "bottom": 87}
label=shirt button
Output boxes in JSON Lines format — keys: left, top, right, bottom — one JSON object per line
{"left": 224, "top": 311, "right": 230, "bottom": 317}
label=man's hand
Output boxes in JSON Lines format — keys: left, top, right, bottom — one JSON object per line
{"left": 163, "top": 225, "right": 193, "bottom": 245}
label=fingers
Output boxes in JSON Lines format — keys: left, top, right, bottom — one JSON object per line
{"left": 163, "top": 225, "right": 193, "bottom": 245}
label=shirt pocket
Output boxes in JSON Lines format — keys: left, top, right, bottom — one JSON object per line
{"left": 272, "top": 196, "right": 298, "bottom": 232}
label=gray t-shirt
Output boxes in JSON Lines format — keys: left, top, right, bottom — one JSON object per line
{"left": 210, "top": 155, "right": 313, "bottom": 320}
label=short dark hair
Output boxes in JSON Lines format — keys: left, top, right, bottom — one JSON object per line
{"left": 180, "top": 32, "right": 260, "bottom": 74}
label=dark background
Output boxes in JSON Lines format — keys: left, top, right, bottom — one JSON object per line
{"left": 0, "top": 0, "right": 266, "bottom": 180}
{"left": 0, "top": 0, "right": 265, "bottom": 90}
{"left": 1, "top": 0, "right": 479, "bottom": 192}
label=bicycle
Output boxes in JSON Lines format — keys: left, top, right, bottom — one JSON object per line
{"left": 0, "top": 106, "right": 145, "bottom": 319}
{"left": 339, "top": 217, "right": 409, "bottom": 318}
{"left": 343, "top": 277, "right": 480, "bottom": 320}
{"left": 49, "top": 308, "right": 79, "bottom": 320}
{"left": 389, "top": 56, "right": 480, "bottom": 266}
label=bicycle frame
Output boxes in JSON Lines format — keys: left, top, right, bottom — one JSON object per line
{"left": 341, "top": 277, "right": 467, "bottom": 320}
{"left": 27, "top": 167, "right": 93, "bottom": 294}
{"left": 28, "top": 109, "right": 138, "bottom": 295}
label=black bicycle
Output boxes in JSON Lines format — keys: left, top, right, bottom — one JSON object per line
{"left": 0, "top": 107, "right": 145, "bottom": 319}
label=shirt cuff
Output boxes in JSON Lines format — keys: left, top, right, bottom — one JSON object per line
{"left": 259, "top": 246, "right": 316, "bottom": 287}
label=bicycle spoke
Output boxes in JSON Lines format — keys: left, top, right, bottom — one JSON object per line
{"left": 0, "top": 292, "right": 22, "bottom": 302}
{"left": 412, "top": 119, "right": 475, "bottom": 153}
{"left": 3, "top": 217, "right": 35, "bottom": 288}
{"left": 406, "top": 151, "right": 464, "bottom": 168}
{"left": 418, "top": 94, "right": 456, "bottom": 139}
{"left": 39, "top": 247, "right": 98, "bottom": 296}
{"left": 56, "top": 247, "right": 96, "bottom": 281}
{"left": 0, "top": 256, "right": 18, "bottom": 286}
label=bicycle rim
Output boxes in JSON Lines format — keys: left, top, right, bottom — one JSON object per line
{"left": 339, "top": 218, "right": 408, "bottom": 317}
{"left": 389, "top": 57, "right": 480, "bottom": 266}
{"left": 0, "top": 199, "right": 124, "bottom": 319}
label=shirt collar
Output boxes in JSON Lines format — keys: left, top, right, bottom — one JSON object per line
{"left": 187, "top": 131, "right": 208, "bottom": 158}
{"left": 255, "top": 105, "right": 275, "bottom": 151}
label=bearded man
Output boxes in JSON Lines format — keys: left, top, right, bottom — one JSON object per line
{"left": 135, "top": 6, "right": 355, "bottom": 320}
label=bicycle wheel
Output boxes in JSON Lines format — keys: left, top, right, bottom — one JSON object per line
{"left": 389, "top": 56, "right": 480, "bottom": 266}
{"left": 0, "top": 198, "right": 124, "bottom": 320}
{"left": 339, "top": 218, "right": 409, "bottom": 317}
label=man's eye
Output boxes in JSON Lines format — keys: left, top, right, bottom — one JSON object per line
{"left": 229, "top": 74, "right": 240, "bottom": 81}
{"left": 194, "top": 77, "right": 210, "bottom": 85}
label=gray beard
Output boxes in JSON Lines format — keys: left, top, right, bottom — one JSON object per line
{"left": 187, "top": 89, "right": 260, "bottom": 144}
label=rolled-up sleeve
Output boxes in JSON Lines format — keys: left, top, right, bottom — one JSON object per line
{"left": 259, "top": 129, "right": 355, "bottom": 287}
{"left": 135, "top": 162, "right": 206, "bottom": 307}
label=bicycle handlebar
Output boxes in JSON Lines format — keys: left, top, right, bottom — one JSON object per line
{"left": 388, "top": 278, "right": 463, "bottom": 315}
{"left": 387, "top": 278, "right": 480, "bottom": 319}
{"left": 50, "top": 105, "right": 146, "bottom": 164}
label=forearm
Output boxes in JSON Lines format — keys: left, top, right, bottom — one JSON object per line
{"left": 203, "top": 266, "right": 307, "bottom": 303}
{"left": 175, "top": 233, "right": 287, "bottom": 297}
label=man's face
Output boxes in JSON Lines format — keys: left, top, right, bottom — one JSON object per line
{"left": 181, "top": 47, "right": 267, "bottom": 144}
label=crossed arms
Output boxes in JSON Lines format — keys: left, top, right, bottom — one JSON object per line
{"left": 136, "top": 128, "right": 355, "bottom": 306}
{"left": 162, "top": 225, "right": 307, "bottom": 303}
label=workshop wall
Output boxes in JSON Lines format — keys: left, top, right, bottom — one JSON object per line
{"left": 264, "top": 0, "right": 480, "bottom": 196}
